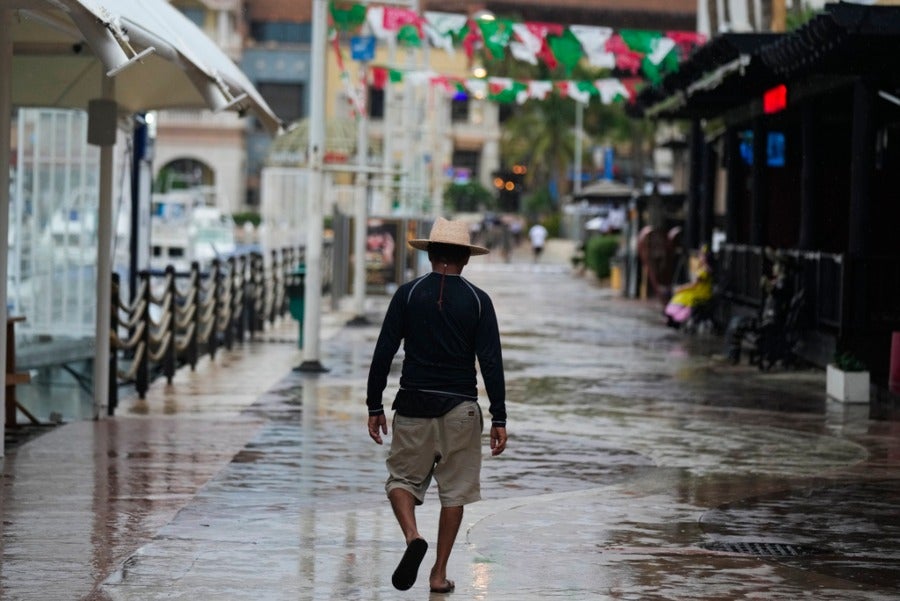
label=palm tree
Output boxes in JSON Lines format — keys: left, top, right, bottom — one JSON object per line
{"left": 501, "top": 93, "right": 576, "bottom": 204}
{"left": 491, "top": 54, "right": 653, "bottom": 204}
{"left": 501, "top": 88, "right": 651, "bottom": 200}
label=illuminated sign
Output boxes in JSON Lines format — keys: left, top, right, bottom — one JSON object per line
{"left": 763, "top": 84, "right": 787, "bottom": 114}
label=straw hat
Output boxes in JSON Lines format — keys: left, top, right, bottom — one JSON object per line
{"left": 408, "top": 217, "right": 490, "bottom": 255}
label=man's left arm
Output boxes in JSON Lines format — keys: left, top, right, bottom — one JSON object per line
{"left": 366, "top": 292, "right": 403, "bottom": 443}
{"left": 475, "top": 295, "right": 507, "bottom": 430}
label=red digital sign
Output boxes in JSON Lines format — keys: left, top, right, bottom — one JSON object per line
{"left": 763, "top": 84, "right": 787, "bottom": 114}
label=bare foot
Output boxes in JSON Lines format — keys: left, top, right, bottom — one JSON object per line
{"left": 429, "top": 578, "right": 455, "bottom": 594}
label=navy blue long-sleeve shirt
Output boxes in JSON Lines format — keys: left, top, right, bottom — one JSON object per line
{"left": 366, "top": 271, "right": 507, "bottom": 427}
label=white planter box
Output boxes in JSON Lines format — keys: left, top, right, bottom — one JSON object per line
{"left": 826, "top": 364, "right": 870, "bottom": 403}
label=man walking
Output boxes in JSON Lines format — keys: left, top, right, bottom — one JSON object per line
{"left": 528, "top": 221, "right": 548, "bottom": 262}
{"left": 366, "top": 217, "right": 508, "bottom": 594}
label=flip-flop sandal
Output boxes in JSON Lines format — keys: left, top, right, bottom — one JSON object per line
{"left": 430, "top": 579, "right": 455, "bottom": 594}
{"left": 392, "top": 538, "right": 428, "bottom": 590}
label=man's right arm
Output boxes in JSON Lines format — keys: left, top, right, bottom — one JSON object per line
{"left": 366, "top": 292, "right": 404, "bottom": 416}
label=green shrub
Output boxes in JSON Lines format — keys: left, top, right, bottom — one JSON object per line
{"left": 523, "top": 187, "right": 553, "bottom": 217}
{"left": 834, "top": 351, "right": 866, "bottom": 372}
{"left": 443, "top": 182, "right": 495, "bottom": 212}
{"left": 542, "top": 212, "right": 562, "bottom": 237}
{"left": 585, "top": 234, "right": 620, "bottom": 279}
{"left": 232, "top": 211, "right": 260, "bottom": 227}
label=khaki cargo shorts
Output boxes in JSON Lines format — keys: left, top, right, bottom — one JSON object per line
{"left": 385, "top": 401, "right": 483, "bottom": 507}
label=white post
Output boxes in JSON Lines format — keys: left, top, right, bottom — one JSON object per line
{"left": 381, "top": 38, "right": 397, "bottom": 214}
{"left": 350, "top": 61, "right": 369, "bottom": 325}
{"left": 92, "top": 76, "right": 116, "bottom": 418}
{"left": 574, "top": 101, "right": 583, "bottom": 195}
{"left": 298, "top": 0, "right": 328, "bottom": 372}
{"left": 429, "top": 80, "right": 445, "bottom": 216}
{"left": 401, "top": 48, "right": 415, "bottom": 212}
{"left": 0, "top": 8, "right": 12, "bottom": 449}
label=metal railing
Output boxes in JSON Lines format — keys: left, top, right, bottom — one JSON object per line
{"left": 108, "top": 243, "right": 332, "bottom": 414}
{"left": 718, "top": 244, "right": 844, "bottom": 331}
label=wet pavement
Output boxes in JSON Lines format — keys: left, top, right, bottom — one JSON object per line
{"left": 3, "top": 240, "right": 900, "bottom": 600}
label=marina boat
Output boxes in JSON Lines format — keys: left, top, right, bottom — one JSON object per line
{"left": 150, "top": 188, "right": 236, "bottom": 273}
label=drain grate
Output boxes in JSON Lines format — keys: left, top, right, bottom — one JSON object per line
{"left": 702, "top": 542, "right": 828, "bottom": 557}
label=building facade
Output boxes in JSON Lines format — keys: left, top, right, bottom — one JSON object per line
{"left": 151, "top": 1, "right": 250, "bottom": 215}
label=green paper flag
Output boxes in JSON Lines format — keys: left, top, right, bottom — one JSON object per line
{"left": 478, "top": 18, "right": 514, "bottom": 60}
{"left": 548, "top": 29, "right": 584, "bottom": 75}
{"left": 641, "top": 51, "right": 679, "bottom": 84}
{"left": 329, "top": 2, "right": 367, "bottom": 31}
{"left": 389, "top": 69, "right": 403, "bottom": 83}
{"left": 620, "top": 29, "right": 680, "bottom": 83}
{"left": 397, "top": 23, "right": 423, "bottom": 47}
{"left": 489, "top": 80, "right": 527, "bottom": 104}
{"left": 575, "top": 80, "right": 598, "bottom": 98}
{"left": 619, "top": 29, "right": 662, "bottom": 54}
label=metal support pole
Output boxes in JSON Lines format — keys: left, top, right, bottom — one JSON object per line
{"left": 92, "top": 76, "right": 116, "bottom": 419}
{"left": 0, "top": 8, "right": 12, "bottom": 448}
{"left": 574, "top": 101, "right": 583, "bottom": 194}
{"left": 297, "top": 0, "right": 329, "bottom": 372}
{"left": 349, "top": 61, "right": 369, "bottom": 326}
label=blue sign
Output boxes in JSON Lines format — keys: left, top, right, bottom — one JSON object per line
{"left": 739, "top": 130, "right": 786, "bottom": 167}
{"left": 351, "top": 36, "right": 376, "bottom": 62}
{"left": 603, "top": 146, "right": 615, "bottom": 180}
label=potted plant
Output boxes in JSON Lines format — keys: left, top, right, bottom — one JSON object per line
{"left": 826, "top": 351, "right": 870, "bottom": 403}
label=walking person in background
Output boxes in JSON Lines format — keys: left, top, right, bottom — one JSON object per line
{"left": 528, "top": 221, "right": 548, "bottom": 262}
{"left": 366, "top": 217, "right": 508, "bottom": 594}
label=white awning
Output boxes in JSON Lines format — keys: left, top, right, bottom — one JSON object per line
{"left": 5, "top": 0, "right": 282, "bottom": 132}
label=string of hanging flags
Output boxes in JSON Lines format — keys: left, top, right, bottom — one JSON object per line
{"left": 367, "top": 67, "right": 643, "bottom": 106}
{"left": 329, "top": 1, "right": 707, "bottom": 89}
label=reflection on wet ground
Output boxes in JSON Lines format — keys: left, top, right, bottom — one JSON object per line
{"left": 3, "top": 243, "right": 900, "bottom": 600}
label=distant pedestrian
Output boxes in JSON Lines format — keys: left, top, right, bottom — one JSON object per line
{"left": 528, "top": 222, "right": 548, "bottom": 262}
{"left": 366, "top": 217, "right": 508, "bottom": 594}
{"left": 509, "top": 216, "right": 524, "bottom": 246}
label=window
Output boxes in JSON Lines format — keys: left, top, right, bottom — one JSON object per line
{"left": 368, "top": 87, "right": 384, "bottom": 119}
{"left": 249, "top": 22, "right": 311, "bottom": 44}
{"left": 452, "top": 149, "right": 480, "bottom": 182}
{"left": 451, "top": 96, "right": 469, "bottom": 123}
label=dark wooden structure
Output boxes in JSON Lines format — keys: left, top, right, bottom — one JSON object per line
{"left": 632, "top": 2, "right": 900, "bottom": 385}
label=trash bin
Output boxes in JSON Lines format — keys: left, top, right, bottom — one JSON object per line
{"left": 609, "top": 256, "right": 624, "bottom": 292}
{"left": 285, "top": 264, "right": 306, "bottom": 348}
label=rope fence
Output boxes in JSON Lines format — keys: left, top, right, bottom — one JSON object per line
{"left": 108, "top": 244, "right": 331, "bottom": 414}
